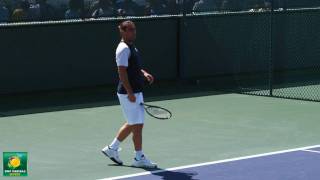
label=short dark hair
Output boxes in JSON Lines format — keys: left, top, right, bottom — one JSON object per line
{"left": 118, "top": 20, "right": 134, "bottom": 32}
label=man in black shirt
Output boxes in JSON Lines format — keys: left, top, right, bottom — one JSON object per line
{"left": 102, "top": 20, "right": 157, "bottom": 168}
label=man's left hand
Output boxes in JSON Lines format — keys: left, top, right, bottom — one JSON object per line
{"left": 144, "top": 73, "right": 154, "bottom": 84}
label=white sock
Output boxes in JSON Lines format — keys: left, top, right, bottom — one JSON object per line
{"left": 135, "top": 150, "right": 144, "bottom": 160}
{"left": 109, "top": 138, "right": 120, "bottom": 150}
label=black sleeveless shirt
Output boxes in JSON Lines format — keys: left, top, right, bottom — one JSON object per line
{"left": 117, "top": 42, "right": 144, "bottom": 94}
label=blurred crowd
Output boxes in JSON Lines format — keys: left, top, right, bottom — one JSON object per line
{"left": 0, "top": 0, "right": 319, "bottom": 23}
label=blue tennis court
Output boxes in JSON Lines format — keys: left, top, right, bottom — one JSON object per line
{"left": 99, "top": 145, "right": 320, "bottom": 180}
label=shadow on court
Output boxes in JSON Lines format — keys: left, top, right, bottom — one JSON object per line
{"left": 0, "top": 81, "right": 228, "bottom": 117}
{"left": 108, "top": 164, "right": 199, "bottom": 180}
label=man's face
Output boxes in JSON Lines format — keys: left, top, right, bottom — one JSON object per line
{"left": 123, "top": 23, "right": 136, "bottom": 42}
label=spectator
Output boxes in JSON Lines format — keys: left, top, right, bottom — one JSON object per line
{"left": 184, "top": 0, "right": 198, "bottom": 13}
{"left": 116, "top": 0, "right": 141, "bottom": 16}
{"left": 144, "top": 0, "right": 167, "bottom": 15}
{"left": 193, "top": 0, "right": 218, "bottom": 13}
{"left": 273, "top": 0, "right": 286, "bottom": 10}
{"left": 92, "top": 0, "right": 116, "bottom": 18}
{"left": 37, "top": 0, "right": 56, "bottom": 20}
{"left": 28, "top": 0, "right": 41, "bottom": 20}
{"left": 5, "top": 0, "right": 19, "bottom": 14}
{"left": 89, "top": 0, "right": 100, "bottom": 14}
{"left": 220, "top": 0, "right": 242, "bottom": 11}
{"left": 263, "top": 0, "right": 272, "bottom": 10}
{"left": 11, "top": 0, "right": 30, "bottom": 22}
{"left": 65, "top": 0, "right": 84, "bottom": 19}
{"left": 55, "top": 3, "right": 68, "bottom": 19}
{"left": 166, "top": 0, "right": 180, "bottom": 14}
{"left": 245, "top": 0, "right": 262, "bottom": 11}
{"left": 0, "top": 0, "right": 9, "bottom": 22}
{"left": 247, "top": 0, "right": 271, "bottom": 12}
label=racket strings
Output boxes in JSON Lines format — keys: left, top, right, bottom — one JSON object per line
{"left": 146, "top": 107, "right": 171, "bottom": 119}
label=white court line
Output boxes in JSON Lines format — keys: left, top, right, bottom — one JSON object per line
{"left": 97, "top": 144, "right": 320, "bottom": 180}
{"left": 302, "top": 149, "right": 320, "bottom": 154}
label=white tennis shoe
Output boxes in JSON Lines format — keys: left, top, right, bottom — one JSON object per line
{"left": 101, "top": 146, "right": 123, "bottom": 165}
{"left": 132, "top": 155, "right": 157, "bottom": 168}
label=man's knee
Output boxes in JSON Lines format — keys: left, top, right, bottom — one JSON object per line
{"left": 131, "top": 124, "right": 144, "bottom": 134}
{"left": 120, "top": 123, "right": 131, "bottom": 131}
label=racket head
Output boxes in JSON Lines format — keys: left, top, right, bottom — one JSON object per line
{"left": 141, "top": 103, "right": 172, "bottom": 120}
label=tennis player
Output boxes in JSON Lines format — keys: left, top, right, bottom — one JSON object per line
{"left": 102, "top": 20, "right": 157, "bottom": 168}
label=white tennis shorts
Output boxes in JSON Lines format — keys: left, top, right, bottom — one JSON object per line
{"left": 117, "top": 92, "right": 145, "bottom": 125}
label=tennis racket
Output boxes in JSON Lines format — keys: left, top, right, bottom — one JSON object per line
{"left": 140, "top": 103, "right": 172, "bottom": 120}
